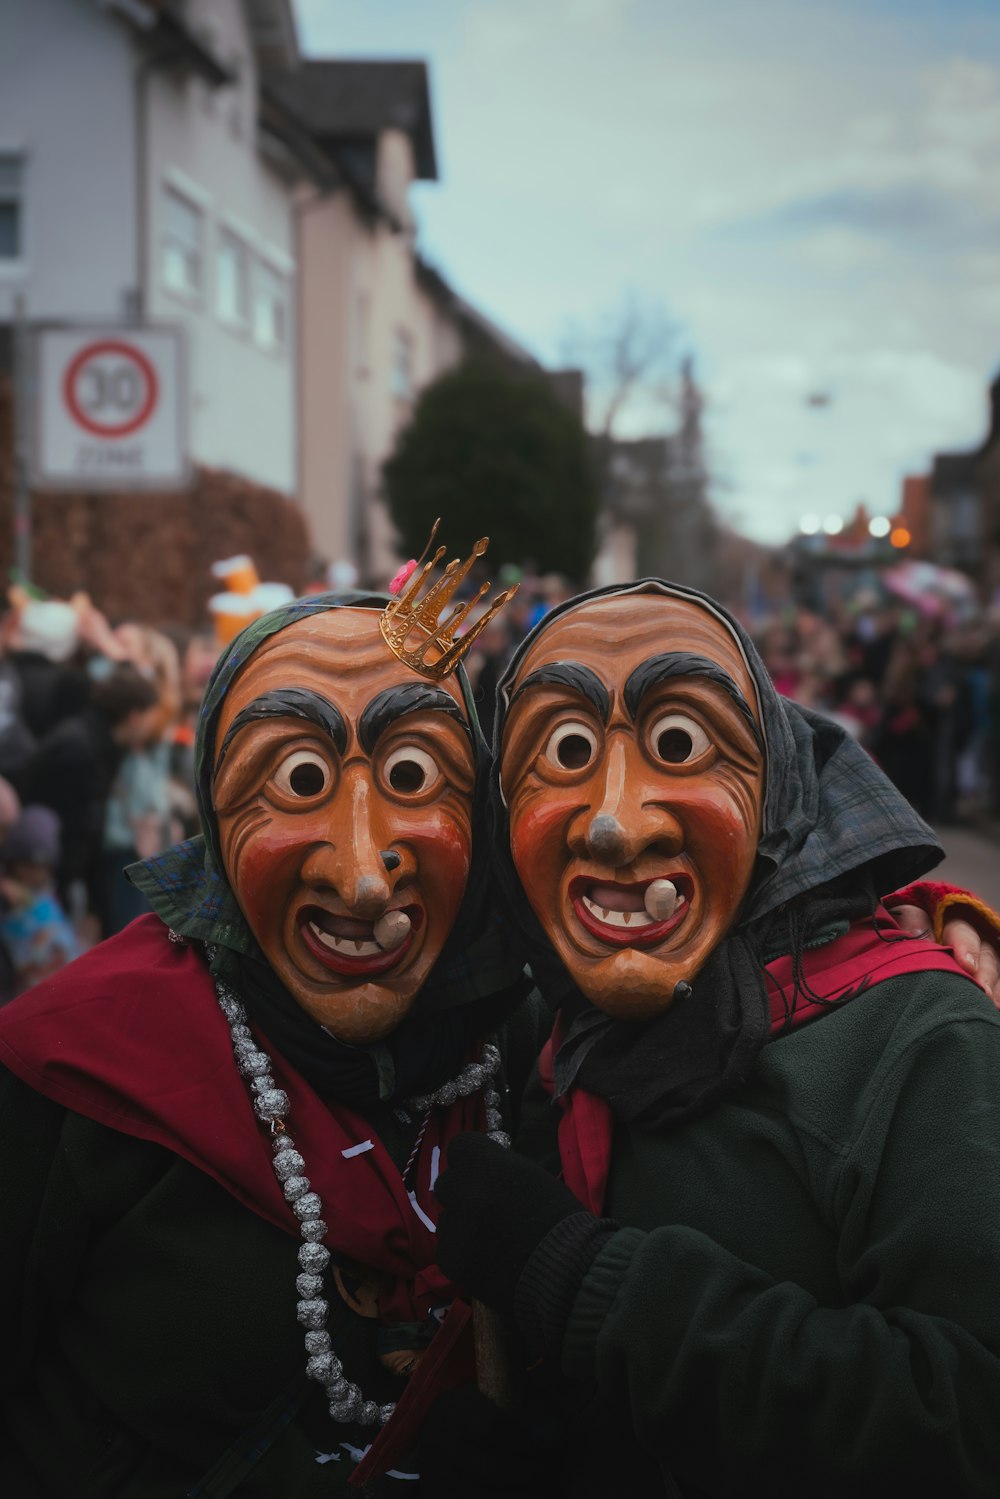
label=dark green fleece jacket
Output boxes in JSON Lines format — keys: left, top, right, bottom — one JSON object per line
{"left": 520, "top": 967, "right": 1000, "bottom": 1498}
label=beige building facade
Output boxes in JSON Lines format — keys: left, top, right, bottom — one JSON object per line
{"left": 269, "top": 60, "right": 538, "bottom": 584}
{"left": 295, "top": 135, "right": 464, "bottom": 581}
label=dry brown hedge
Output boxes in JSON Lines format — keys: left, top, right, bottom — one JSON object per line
{"left": 0, "top": 378, "right": 311, "bottom": 627}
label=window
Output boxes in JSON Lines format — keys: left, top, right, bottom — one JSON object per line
{"left": 216, "top": 228, "right": 249, "bottom": 326}
{"left": 390, "top": 329, "right": 413, "bottom": 403}
{"left": 162, "top": 185, "right": 202, "bottom": 297}
{"left": 253, "top": 260, "right": 288, "bottom": 352}
{"left": 0, "top": 153, "right": 24, "bottom": 259}
{"left": 952, "top": 490, "right": 979, "bottom": 543}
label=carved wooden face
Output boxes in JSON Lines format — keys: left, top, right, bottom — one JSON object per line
{"left": 213, "top": 610, "right": 475, "bottom": 1041}
{"left": 501, "top": 593, "right": 765, "bottom": 1019}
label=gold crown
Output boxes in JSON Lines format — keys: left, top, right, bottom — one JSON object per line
{"left": 380, "top": 519, "right": 519, "bottom": 681}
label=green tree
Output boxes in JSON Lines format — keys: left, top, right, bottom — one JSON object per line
{"left": 383, "top": 360, "right": 597, "bottom": 581}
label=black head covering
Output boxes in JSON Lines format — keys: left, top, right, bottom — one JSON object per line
{"left": 130, "top": 591, "right": 528, "bottom": 1106}
{"left": 490, "top": 579, "right": 943, "bottom": 1130}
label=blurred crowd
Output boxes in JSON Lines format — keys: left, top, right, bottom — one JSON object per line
{"left": 466, "top": 572, "right": 1000, "bottom": 833}
{"left": 0, "top": 566, "right": 997, "bottom": 1005}
{"left": 0, "top": 588, "right": 218, "bottom": 1002}
{"left": 748, "top": 592, "right": 1000, "bottom": 829}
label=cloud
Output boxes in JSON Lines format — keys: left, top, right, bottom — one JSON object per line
{"left": 560, "top": 0, "right": 633, "bottom": 24}
{"left": 291, "top": 2, "right": 1000, "bottom": 546}
{"left": 742, "top": 181, "right": 999, "bottom": 250}
{"left": 708, "top": 57, "right": 1000, "bottom": 258}
{"left": 459, "top": 0, "right": 632, "bottom": 59}
{"left": 925, "top": 57, "right": 1000, "bottom": 151}
{"left": 704, "top": 346, "right": 989, "bottom": 542}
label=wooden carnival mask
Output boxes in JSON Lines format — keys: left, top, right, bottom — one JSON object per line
{"left": 500, "top": 591, "right": 766, "bottom": 1020}
{"left": 212, "top": 608, "right": 479, "bottom": 1042}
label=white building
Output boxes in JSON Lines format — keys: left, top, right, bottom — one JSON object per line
{"left": 0, "top": 0, "right": 557, "bottom": 584}
{"left": 0, "top": 0, "right": 305, "bottom": 494}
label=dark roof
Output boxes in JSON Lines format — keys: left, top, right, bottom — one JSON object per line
{"left": 931, "top": 367, "right": 1000, "bottom": 477}
{"left": 243, "top": 0, "right": 300, "bottom": 71}
{"left": 931, "top": 450, "right": 978, "bottom": 496}
{"left": 109, "top": 0, "right": 236, "bottom": 87}
{"left": 266, "top": 60, "right": 437, "bottom": 181}
{"left": 414, "top": 257, "right": 538, "bottom": 368}
{"left": 599, "top": 435, "right": 672, "bottom": 521}
{"left": 257, "top": 86, "right": 342, "bottom": 191}
{"left": 987, "top": 369, "right": 1000, "bottom": 450}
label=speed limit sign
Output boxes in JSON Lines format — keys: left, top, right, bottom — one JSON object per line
{"left": 33, "top": 325, "right": 189, "bottom": 489}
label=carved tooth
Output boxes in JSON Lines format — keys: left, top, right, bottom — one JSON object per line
{"left": 310, "top": 924, "right": 382, "bottom": 958}
{"left": 623, "top": 910, "right": 633, "bottom": 926}
{"left": 374, "top": 910, "right": 412, "bottom": 951}
{"left": 644, "top": 879, "right": 678, "bottom": 922}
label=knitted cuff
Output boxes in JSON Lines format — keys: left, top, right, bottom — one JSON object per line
{"left": 560, "top": 1226, "right": 646, "bottom": 1381}
{"left": 887, "top": 881, "right": 1000, "bottom": 945}
{"left": 931, "top": 892, "right": 1000, "bottom": 946}
{"left": 513, "top": 1211, "right": 618, "bottom": 1361}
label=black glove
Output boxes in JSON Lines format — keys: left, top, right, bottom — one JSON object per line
{"left": 417, "top": 1383, "right": 565, "bottom": 1498}
{"left": 434, "top": 1132, "right": 590, "bottom": 1311}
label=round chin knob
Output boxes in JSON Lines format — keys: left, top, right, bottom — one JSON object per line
{"left": 644, "top": 878, "right": 678, "bottom": 921}
{"left": 374, "top": 910, "right": 412, "bottom": 951}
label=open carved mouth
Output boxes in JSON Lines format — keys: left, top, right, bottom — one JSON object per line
{"left": 298, "top": 904, "right": 423, "bottom": 978}
{"left": 569, "top": 874, "right": 693, "bottom": 949}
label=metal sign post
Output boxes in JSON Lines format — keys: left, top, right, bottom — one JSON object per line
{"left": 12, "top": 294, "right": 32, "bottom": 584}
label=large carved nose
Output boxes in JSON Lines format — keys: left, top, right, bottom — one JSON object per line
{"left": 301, "top": 768, "right": 392, "bottom": 916}
{"left": 570, "top": 737, "right": 683, "bottom": 867}
{"left": 586, "top": 812, "right": 631, "bottom": 865}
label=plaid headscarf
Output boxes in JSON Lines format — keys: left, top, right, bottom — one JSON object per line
{"left": 129, "top": 592, "right": 525, "bottom": 1056}
{"left": 490, "top": 580, "right": 943, "bottom": 1128}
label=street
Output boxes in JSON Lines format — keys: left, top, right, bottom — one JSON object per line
{"left": 933, "top": 823, "right": 1000, "bottom": 913}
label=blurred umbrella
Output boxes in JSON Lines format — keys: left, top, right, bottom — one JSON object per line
{"left": 882, "top": 561, "right": 976, "bottom": 619}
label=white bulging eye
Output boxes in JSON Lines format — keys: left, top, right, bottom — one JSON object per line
{"left": 649, "top": 713, "right": 710, "bottom": 765}
{"left": 545, "top": 721, "right": 598, "bottom": 771}
{"left": 384, "top": 744, "right": 439, "bottom": 795}
{"left": 273, "top": 749, "right": 331, "bottom": 798}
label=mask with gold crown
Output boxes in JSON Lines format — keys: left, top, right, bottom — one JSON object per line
{"left": 172, "top": 521, "right": 515, "bottom": 1041}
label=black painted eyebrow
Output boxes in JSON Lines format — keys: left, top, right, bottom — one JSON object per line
{"left": 624, "top": 653, "right": 763, "bottom": 749}
{"left": 358, "top": 683, "right": 470, "bottom": 756}
{"left": 509, "top": 662, "right": 610, "bottom": 724}
{"left": 215, "top": 689, "right": 347, "bottom": 774}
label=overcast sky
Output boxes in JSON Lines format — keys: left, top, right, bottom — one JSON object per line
{"left": 294, "top": 0, "right": 1000, "bottom": 544}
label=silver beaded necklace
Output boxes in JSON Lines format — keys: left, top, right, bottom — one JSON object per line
{"left": 212, "top": 967, "right": 509, "bottom": 1430}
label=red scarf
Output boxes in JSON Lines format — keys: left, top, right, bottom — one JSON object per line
{"left": 0, "top": 914, "right": 480, "bottom": 1323}
{"left": 539, "top": 911, "right": 974, "bottom": 1214}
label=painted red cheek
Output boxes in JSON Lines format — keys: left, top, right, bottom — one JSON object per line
{"left": 684, "top": 796, "right": 749, "bottom": 840}
{"left": 677, "top": 789, "right": 760, "bottom": 906}
{"left": 676, "top": 785, "right": 759, "bottom": 844}
{"left": 226, "top": 827, "right": 304, "bottom": 931}
{"left": 510, "top": 796, "right": 571, "bottom": 885}
{"left": 407, "top": 816, "right": 473, "bottom": 910}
